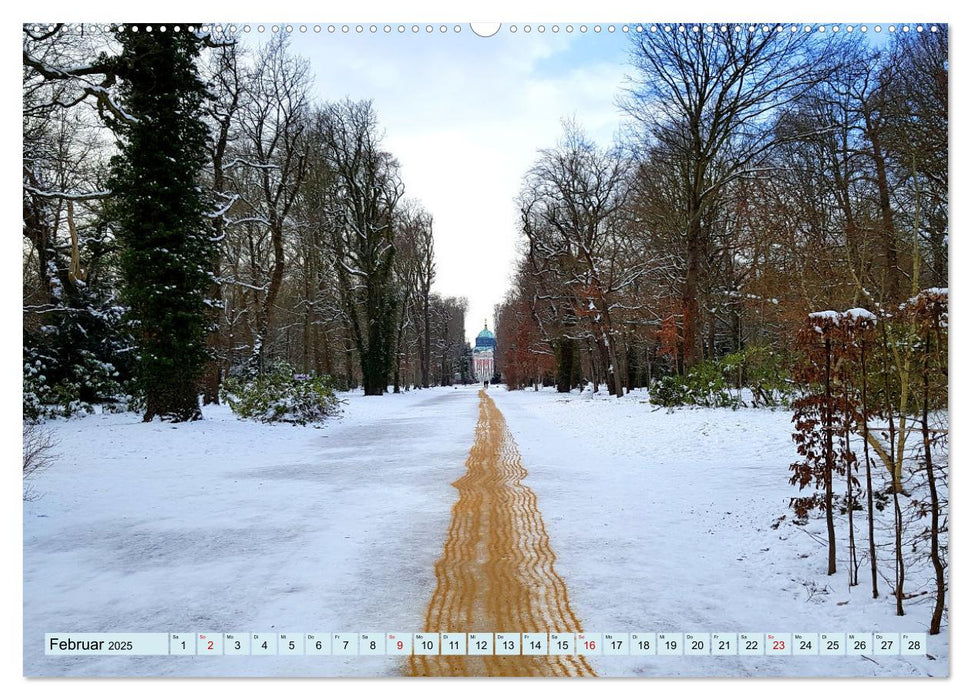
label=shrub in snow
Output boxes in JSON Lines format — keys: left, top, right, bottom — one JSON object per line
{"left": 650, "top": 346, "right": 794, "bottom": 409}
{"left": 221, "top": 362, "right": 343, "bottom": 425}
{"left": 718, "top": 345, "right": 794, "bottom": 407}
{"left": 23, "top": 358, "right": 125, "bottom": 421}
{"left": 650, "top": 361, "right": 735, "bottom": 408}
{"left": 23, "top": 422, "right": 57, "bottom": 501}
{"left": 650, "top": 373, "right": 692, "bottom": 407}
{"left": 23, "top": 282, "right": 132, "bottom": 421}
{"left": 23, "top": 341, "right": 128, "bottom": 421}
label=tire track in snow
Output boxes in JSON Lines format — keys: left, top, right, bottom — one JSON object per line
{"left": 408, "top": 390, "right": 595, "bottom": 677}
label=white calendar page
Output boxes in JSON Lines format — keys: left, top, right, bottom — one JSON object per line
{"left": 17, "top": 0, "right": 952, "bottom": 686}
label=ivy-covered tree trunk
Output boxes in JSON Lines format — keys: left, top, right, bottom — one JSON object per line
{"left": 107, "top": 26, "right": 214, "bottom": 422}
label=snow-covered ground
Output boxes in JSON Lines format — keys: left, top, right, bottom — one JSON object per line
{"left": 491, "top": 386, "right": 948, "bottom": 677}
{"left": 23, "top": 384, "right": 947, "bottom": 677}
{"left": 24, "top": 386, "right": 479, "bottom": 677}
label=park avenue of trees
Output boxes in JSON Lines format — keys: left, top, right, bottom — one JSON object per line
{"left": 24, "top": 25, "right": 470, "bottom": 421}
{"left": 23, "top": 24, "right": 947, "bottom": 634}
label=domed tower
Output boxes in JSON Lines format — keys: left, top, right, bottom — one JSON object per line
{"left": 473, "top": 321, "right": 496, "bottom": 383}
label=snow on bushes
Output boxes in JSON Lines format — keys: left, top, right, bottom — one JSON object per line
{"left": 23, "top": 354, "right": 128, "bottom": 422}
{"left": 651, "top": 361, "right": 736, "bottom": 408}
{"left": 790, "top": 298, "right": 948, "bottom": 632}
{"left": 220, "top": 362, "right": 343, "bottom": 426}
{"left": 650, "top": 346, "right": 793, "bottom": 408}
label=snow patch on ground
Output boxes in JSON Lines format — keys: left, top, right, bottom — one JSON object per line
{"left": 490, "top": 386, "right": 947, "bottom": 677}
{"left": 24, "top": 386, "right": 479, "bottom": 677}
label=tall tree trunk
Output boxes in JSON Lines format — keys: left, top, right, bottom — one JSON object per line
{"left": 342, "top": 318, "right": 355, "bottom": 389}
{"left": 202, "top": 72, "right": 235, "bottom": 405}
{"left": 921, "top": 331, "right": 946, "bottom": 634}
{"left": 881, "top": 324, "right": 905, "bottom": 614}
{"left": 362, "top": 292, "right": 387, "bottom": 396}
{"left": 893, "top": 486, "right": 905, "bottom": 616}
{"left": 249, "top": 222, "right": 285, "bottom": 372}
{"left": 606, "top": 333, "right": 624, "bottom": 398}
{"left": 682, "top": 211, "right": 703, "bottom": 370}
{"left": 422, "top": 296, "right": 431, "bottom": 388}
{"left": 824, "top": 338, "right": 837, "bottom": 576}
{"left": 202, "top": 251, "right": 223, "bottom": 404}
{"left": 589, "top": 344, "right": 600, "bottom": 393}
{"left": 845, "top": 423, "right": 858, "bottom": 586}
{"left": 861, "top": 337, "right": 879, "bottom": 599}
{"left": 555, "top": 335, "right": 577, "bottom": 393}
{"left": 302, "top": 257, "right": 313, "bottom": 375}
{"left": 867, "top": 123, "right": 901, "bottom": 303}
{"left": 392, "top": 304, "right": 406, "bottom": 395}
{"left": 594, "top": 334, "right": 614, "bottom": 395}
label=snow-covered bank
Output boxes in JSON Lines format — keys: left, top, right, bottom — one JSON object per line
{"left": 24, "top": 386, "right": 480, "bottom": 677}
{"left": 23, "top": 383, "right": 947, "bottom": 677}
{"left": 491, "top": 386, "right": 948, "bottom": 677}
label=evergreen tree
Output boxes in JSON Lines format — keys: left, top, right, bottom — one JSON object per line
{"left": 106, "top": 26, "right": 214, "bottom": 421}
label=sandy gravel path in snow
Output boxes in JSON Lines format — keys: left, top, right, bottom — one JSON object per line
{"left": 408, "top": 390, "right": 595, "bottom": 677}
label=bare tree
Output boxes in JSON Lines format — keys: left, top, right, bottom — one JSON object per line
{"left": 232, "top": 34, "right": 310, "bottom": 371}
{"left": 520, "top": 122, "right": 638, "bottom": 397}
{"left": 318, "top": 100, "right": 404, "bottom": 395}
{"left": 23, "top": 423, "right": 58, "bottom": 501}
{"left": 390, "top": 202, "right": 422, "bottom": 393}
{"left": 429, "top": 295, "right": 468, "bottom": 386}
{"left": 200, "top": 39, "right": 245, "bottom": 400}
{"left": 413, "top": 210, "right": 436, "bottom": 389}
{"left": 623, "top": 25, "right": 829, "bottom": 369}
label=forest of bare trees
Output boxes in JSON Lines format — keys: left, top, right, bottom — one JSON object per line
{"left": 495, "top": 25, "right": 947, "bottom": 634}
{"left": 498, "top": 27, "right": 947, "bottom": 396}
{"left": 23, "top": 25, "right": 471, "bottom": 423}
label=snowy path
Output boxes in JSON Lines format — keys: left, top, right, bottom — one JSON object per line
{"left": 23, "top": 385, "right": 947, "bottom": 677}
{"left": 24, "top": 387, "right": 480, "bottom": 677}
{"left": 409, "top": 390, "right": 593, "bottom": 677}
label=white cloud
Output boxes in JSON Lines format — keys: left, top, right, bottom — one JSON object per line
{"left": 281, "top": 30, "right": 630, "bottom": 342}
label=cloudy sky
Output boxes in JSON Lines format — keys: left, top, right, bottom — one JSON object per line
{"left": 276, "top": 26, "right": 634, "bottom": 343}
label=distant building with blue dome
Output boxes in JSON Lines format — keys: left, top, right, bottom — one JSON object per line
{"left": 473, "top": 321, "right": 496, "bottom": 382}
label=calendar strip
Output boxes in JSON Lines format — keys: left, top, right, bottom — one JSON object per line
{"left": 45, "top": 632, "right": 928, "bottom": 656}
